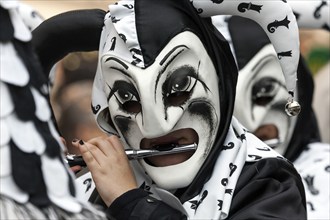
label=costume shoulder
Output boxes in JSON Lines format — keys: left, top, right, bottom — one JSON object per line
{"left": 229, "top": 158, "right": 307, "bottom": 219}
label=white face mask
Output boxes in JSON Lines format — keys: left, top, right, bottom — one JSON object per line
{"left": 100, "top": 31, "right": 221, "bottom": 189}
{"left": 234, "top": 44, "right": 297, "bottom": 155}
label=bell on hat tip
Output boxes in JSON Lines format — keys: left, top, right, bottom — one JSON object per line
{"left": 285, "top": 100, "right": 301, "bottom": 116}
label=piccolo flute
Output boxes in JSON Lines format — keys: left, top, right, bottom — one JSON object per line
{"left": 263, "top": 138, "right": 282, "bottom": 148}
{"left": 66, "top": 143, "right": 197, "bottom": 167}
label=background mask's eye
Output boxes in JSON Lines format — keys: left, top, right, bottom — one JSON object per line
{"left": 163, "top": 66, "right": 197, "bottom": 106}
{"left": 109, "top": 80, "right": 141, "bottom": 113}
{"left": 252, "top": 77, "right": 284, "bottom": 106}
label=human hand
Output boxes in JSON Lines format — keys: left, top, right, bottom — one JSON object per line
{"left": 60, "top": 137, "right": 83, "bottom": 173}
{"left": 72, "top": 136, "right": 137, "bottom": 206}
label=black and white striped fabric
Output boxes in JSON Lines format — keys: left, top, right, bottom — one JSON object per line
{"left": 0, "top": 1, "right": 106, "bottom": 219}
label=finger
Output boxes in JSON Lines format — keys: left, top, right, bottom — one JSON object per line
{"left": 83, "top": 140, "right": 115, "bottom": 168}
{"left": 78, "top": 140, "right": 102, "bottom": 169}
{"left": 106, "top": 135, "right": 126, "bottom": 157}
{"left": 88, "top": 137, "right": 116, "bottom": 157}
{"left": 78, "top": 141, "right": 104, "bottom": 179}
{"left": 71, "top": 138, "right": 80, "bottom": 150}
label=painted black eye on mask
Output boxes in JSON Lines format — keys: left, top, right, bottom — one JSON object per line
{"left": 252, "top": 77, "right": 285, "bottom": 106}
{"left": 163, "top": 65, "right": 198, "bottom": 107}
{"left": 108, "top": 80, "right": 141, "bottom": 113}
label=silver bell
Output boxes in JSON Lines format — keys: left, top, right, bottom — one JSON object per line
{"left": 285, "top": 100, "right": 301, "bottom": 116}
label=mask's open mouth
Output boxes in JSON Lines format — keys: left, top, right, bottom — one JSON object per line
{"left": 140, "top": 128, "right": 199, "bottom": 167}
{"left": 253, "top": 124, "right": 281, "bottom": 148}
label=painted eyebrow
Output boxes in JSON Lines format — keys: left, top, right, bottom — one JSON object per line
{"left": 155, "top": 45, "right": 189, "bottom": 100}
{"left": 105, "top": 57, "right": 132, "bottom": 79}
{"left": 159, "top": 45, "right": 189, "bottom": 66}
{"left": 105, "top": 57, "right": 129, "bottom": 70}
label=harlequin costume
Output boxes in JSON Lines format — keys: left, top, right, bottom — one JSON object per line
{"left": 32, "top": 0, "right": 307, "bottom": 219}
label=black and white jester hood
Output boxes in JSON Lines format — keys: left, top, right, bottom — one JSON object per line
{"left": 228, "top": 15, "right": 322, "bottom": 161}
{"left": 92, "top": 0, "right": 301, "bottom": 133}
{"left": 213, "top": 0, "right": 330, "bottom": 161}
{"left": 90, "top": 0, "right": 301, "bottom": 192}
{"left": 211, "top": 0, "right": 329, "bottom": 161}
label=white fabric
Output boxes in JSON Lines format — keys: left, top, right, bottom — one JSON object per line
{"left": 0, "top": 119, "right": 10, "bottom": 147}
{"left": 0, "top": 43, "right": 29, "bottom": 86}
{"left": 294, "top": 142, "right": 330, "bottom": 220}
{"left": 6, "top": 114, "right": 46, "bottom": 154}
{"left": 0, "top": 0, "right": 18, "bottom": 9}
{"left": 17, "top": 2, "right": 44, "bottom": 31}
{"left": 0, "top": 176, "right": 29, "bottom": 204}
{"left": 109, "top": 2, "right": 144, "bottom": 66}
{"left": 288, "top": 0, "right": 330, "bottom": 30}
{"left": 8, "top": 6, "right": 32, "bottom": 42}
{"left": 211, "top": 15, "right": 236, "bottom": 64}
{"left": 31, "top": 87, "right": 51, "bottom": 122}
{"left": 75, "top": 170, "right": 96, "bottom": 202}
{"left": 0, "top": 82, "right": 14, "bottom": 118}
{"left": 41, "top": 155, "right": 82, "bottom": 213}
{"left": 0, "top": 144, "right": 11, "bottom": 177}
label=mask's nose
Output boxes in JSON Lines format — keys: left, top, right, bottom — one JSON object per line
{"left": 134, "top": 92, "right": 185, "bottom": 138}
{"left": 136, "top": 101, "right": 179, "bottom": 138}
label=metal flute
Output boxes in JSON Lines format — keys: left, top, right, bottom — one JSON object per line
{"left": 66, "top": 143, "right": 197, "bottom": 167}
{"left": 263, "top": 138, "right": 282, "bottom": 148}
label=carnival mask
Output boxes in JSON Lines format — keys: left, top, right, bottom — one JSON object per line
{"left": 101, "top": 31, "right": 221, "bottom": 189}
{"left": 234, "top": 44, "right": 297, "bottom": 155}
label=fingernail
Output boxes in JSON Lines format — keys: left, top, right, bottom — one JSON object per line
{"left": 72, "top": 138, "right": 79, "bottom": 143}
{"left": 79, "top": 140, "right": 84, "bottom": 145}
